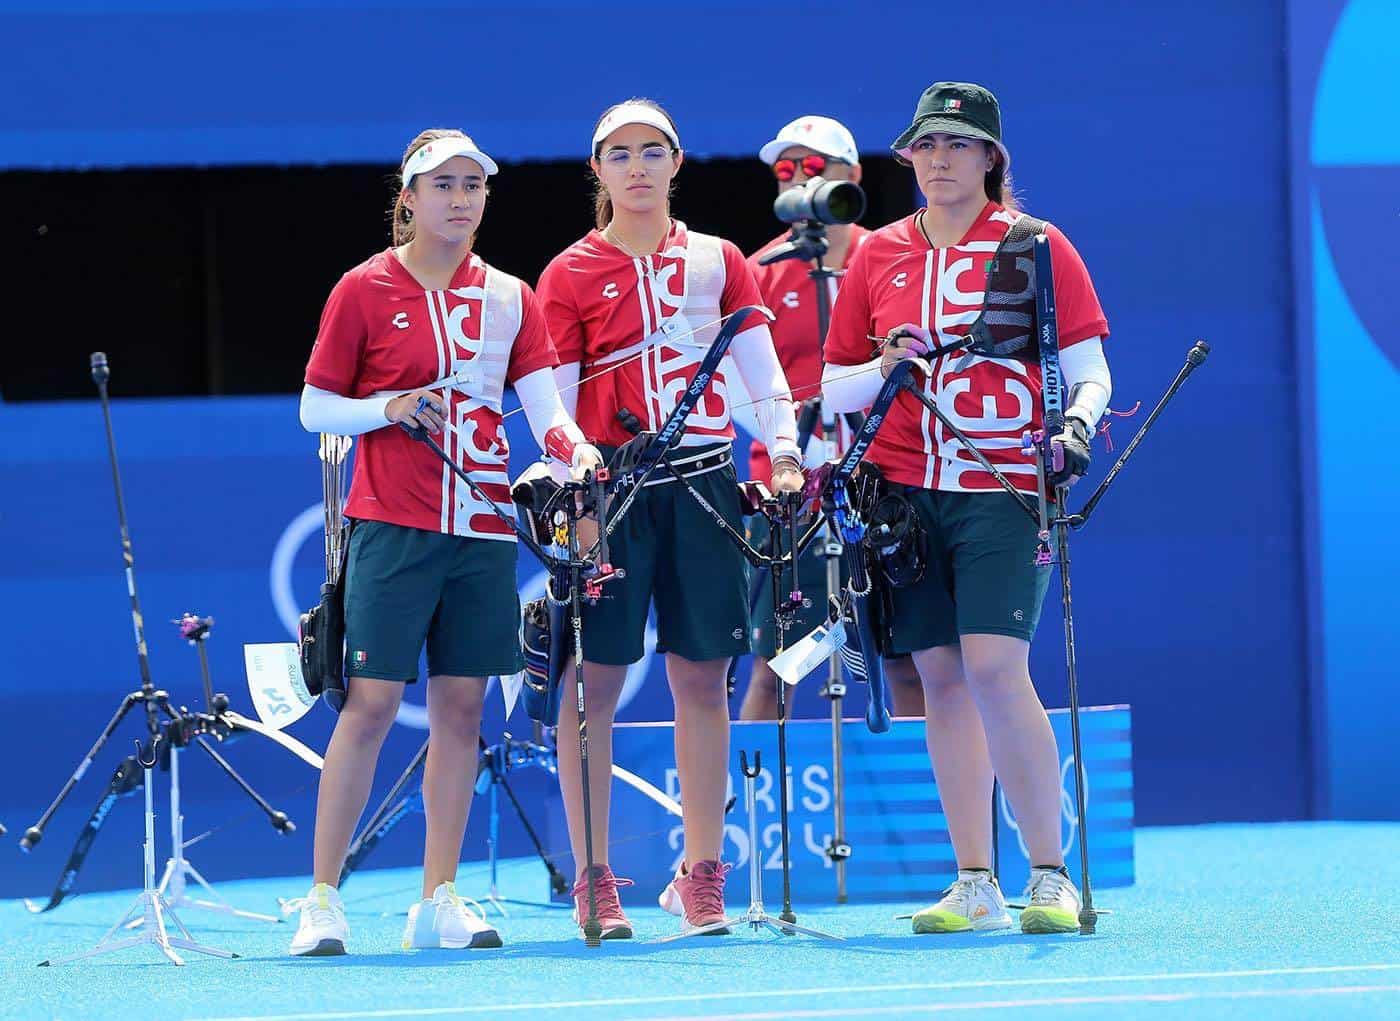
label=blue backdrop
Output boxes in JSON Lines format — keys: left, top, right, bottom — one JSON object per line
{"left": 2, "top": 0, "right": 1347, "bottom": 900}
{"left": 1287, "top": 0, "right": 1400, "bottom": 819}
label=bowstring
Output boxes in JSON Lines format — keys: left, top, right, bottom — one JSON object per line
{"left": 497, "top": 309, "right": 743, "bottom": 424}
{"left": 499, "top": 330, "right": 903, "bottom": 424}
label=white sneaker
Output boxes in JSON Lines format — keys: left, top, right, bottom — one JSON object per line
{"left": 402, "top": 882, "right": 502, "bottom": 950}
{"left": 911, "top": 870, "right": 1013, "bottom": 934}
{"left": 287, "top": 883, "right": 349, "bottom": 956}
{"left": 1021, "top": 866, "right": 1081, "bottom": 933}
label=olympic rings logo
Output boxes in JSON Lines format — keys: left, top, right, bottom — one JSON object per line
{"left": 995, "top": 753, "right": 1086, "bottom": 861}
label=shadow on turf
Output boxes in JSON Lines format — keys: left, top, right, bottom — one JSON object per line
{"left": 237, "top": 929, "right": 1081, "bottom": 968}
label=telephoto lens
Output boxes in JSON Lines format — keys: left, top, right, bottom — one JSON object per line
{"left": 773, "top": 177, "right": 866, "bottom": 225}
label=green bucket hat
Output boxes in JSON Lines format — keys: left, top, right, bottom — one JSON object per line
{"left": 891, "top": 81, "right": 1011, "bottom": 171}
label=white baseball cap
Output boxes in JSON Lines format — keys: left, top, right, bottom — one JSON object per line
{"left": 401, "top": 134, "right": 499, "bottom": 187}
{"left": 759, "top": 115, "right": 859, "bottom": 166}
{"left": 591, "top": 102, "right": 681, "bottom": 155}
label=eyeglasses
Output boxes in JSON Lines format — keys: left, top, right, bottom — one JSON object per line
{"left": 773, "top": 154, "right": 830, "bottom": 181}
{"left": 602, "top": 144, "right": 674, "bottom": 167}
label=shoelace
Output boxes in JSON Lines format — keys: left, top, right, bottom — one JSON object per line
{"left": 1024, "top": 869, "right": 1072, "bottom": 906}
{"left": 681, "top": 862, "right": 732, "bottom": 921}
{"left": 939, "top": 876, "right": 981, "bottom": 914}
{"left": 285, "top": 895, "right": 341, "bottom": 928}
{"left": 433, "top": 891, "right": 489, "bottom": 929}
{"left": 572, "top": 869, "right": 635, "bottom": 919}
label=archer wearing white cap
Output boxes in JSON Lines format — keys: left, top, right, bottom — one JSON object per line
{"left": 739, "top": 117, "right": 927, "bottom": 723}
{"left": 290, "top": 128, "right": 601, "bottom": 958}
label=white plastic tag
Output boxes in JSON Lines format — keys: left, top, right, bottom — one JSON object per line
{"left": 768, "top": 619, "right": 847, "bottom": 687}
{"left": 500, "top": 670, "right": 526, "bottom": 720}
{"left": 243, "top": 643, "right": 315, "bottom": 730}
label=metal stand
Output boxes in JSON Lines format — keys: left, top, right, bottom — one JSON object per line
{"left": 22, "top": 358, "right": 299, "bottom": 918}
{"left": 39, "top": 738, "right": 238, "bottom": 967}
{"left": 658, "top": 751, "right": 840, "bottom": 942}
{"left": 128, "top": 741, "right": 280, "bottom": 927}
{"left": 759, "top": 222, "right": 866, "bottom": 903}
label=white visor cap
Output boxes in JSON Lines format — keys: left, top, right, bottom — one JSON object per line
{"left": 591, "top": 103, "right": 681, "bottom": 156}
{"left": 759, "top": 115, "right": 859, "bottom": 166}
{"left": 401, "top": 135, "right": 499, "bottom": 187}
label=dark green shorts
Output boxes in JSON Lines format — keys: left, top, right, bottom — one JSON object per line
{"left": 343, "top": 519, "right": 524, "bottom": 681}
{"left": 881, "top": 489, "right": 1051, "bottom": 654}
{"left": 582, "top": 445, "right": 750, "bottom": 666}
{"left": 749, "top": 512, "right": 847, "bottom": 660}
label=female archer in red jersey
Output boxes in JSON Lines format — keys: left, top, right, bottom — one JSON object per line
{"left": 538, "top": 99, "right": 804, "bottom": 939}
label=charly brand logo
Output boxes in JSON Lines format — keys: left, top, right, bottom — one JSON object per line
{"left": 998, "top": 753, "right": 1085, "bottom": 859}
{"left": 891, "top": 272, "right": 908, "bottom": 288}
{"left": 392, "top": 311, "right": 410, "bottom": 330}
{"left": 782, "top": 290, "right": 800, "bottom": 308}
{"left": 602, "top": 282, "right": 619, "bottom": 299}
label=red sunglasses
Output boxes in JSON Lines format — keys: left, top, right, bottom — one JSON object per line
{"left": 773, "top": 154, "right": 829, "bottom": 181}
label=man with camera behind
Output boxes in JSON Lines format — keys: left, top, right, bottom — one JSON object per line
{"left": 738, "top": 115, "right": 924, "bottom": 721}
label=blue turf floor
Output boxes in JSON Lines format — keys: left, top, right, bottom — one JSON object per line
{"left": 4, "top": 822, "right": 1399, "bottom": 1021}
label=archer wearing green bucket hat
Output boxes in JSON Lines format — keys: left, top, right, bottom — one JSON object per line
{"left": 822, "top": 78, "right": 1115, "bottom": 939}
{"left": 892, "top": 81, "right": 1012, "bottom": 199}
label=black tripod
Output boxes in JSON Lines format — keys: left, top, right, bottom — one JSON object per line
{"left": 757, "top": 219, "right": 866, "bottom": 902}
{"left": 20, "top": 354, "right": 297, "bottom": 913}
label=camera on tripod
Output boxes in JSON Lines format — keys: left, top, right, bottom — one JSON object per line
{"left": 773, "top": 176, "right": 866, "bottom": 226}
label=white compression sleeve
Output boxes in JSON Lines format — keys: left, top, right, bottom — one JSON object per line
{"left": 729, "top": 323, "right": 800, "bottom": 463}
{"left": 515, "top": 366, "right": 589, "bottom": 467}
{"left": 821, "top": 357, "right": 885, "bottom": 414}
{"left": 554, "top": 362, "right": 581, "bottom": 418}
{"left": 722, "top": 356, "right": 765, "bottom": 443}
{"left": 1059, "top": 336, "right": 1112, "bottom": 428}
{"left": 817, "top": 339, "right": 1109, "bottom": 429}
{"left": 299, "top": 384, "right": 392, "bottom": 436}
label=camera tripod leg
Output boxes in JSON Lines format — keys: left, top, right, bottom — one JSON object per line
{"left": 497, "top": 770, "right": 571, "bottom": 897}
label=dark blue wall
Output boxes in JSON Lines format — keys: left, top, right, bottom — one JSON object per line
{"left": 1, "top": 0, "right": 1330, "bottom": 899}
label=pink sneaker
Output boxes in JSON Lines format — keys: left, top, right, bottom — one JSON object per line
{"left": 658, "top": 859, "right": 731, "bottom": 933}
{"left": 571, "top": 865, "right": 634, "bottom": 940}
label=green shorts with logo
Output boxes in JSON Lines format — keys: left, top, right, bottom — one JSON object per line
{"left": 881, "top": 489, "right": 1052, "bottom": 654}
{"left": 748, "top": 512, "right": 848, "bottom": 660}
{"left": 343, "top": 519, "right": 524, "bottom": 681}
{"left": 581, "top": 444, "right": 750, "bottom": 666}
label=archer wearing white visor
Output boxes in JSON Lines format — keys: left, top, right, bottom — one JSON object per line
{"left": 537, "top": 98, "right": 804, "bottom": 940}
{"left": 291, "top": 128, "right": 601, "bottom": 957}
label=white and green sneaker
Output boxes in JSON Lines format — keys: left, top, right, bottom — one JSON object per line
{"left": 1020, "top": 866, "right": 1081, "bottom": 934}
{"left": 288, "top": 883, "right": 349, "bottom": 956}
{"left": 912, "top": 870, "right": 1013, "bottom": 934}
{"left": 403, "top": 882, "right": 502, "bottom": 950}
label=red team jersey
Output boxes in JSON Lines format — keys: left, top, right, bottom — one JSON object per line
{"left": 538, "top": 221, "right": 770, "bottom": 450}
{"left": 825, "top": 203, "right": 1109, "bottom": 493}
{"left": 305, "top": 249, "right": 558, "bottom": 540}
{"left": 746, "top": 224, "right": 870, "bottom": 479}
